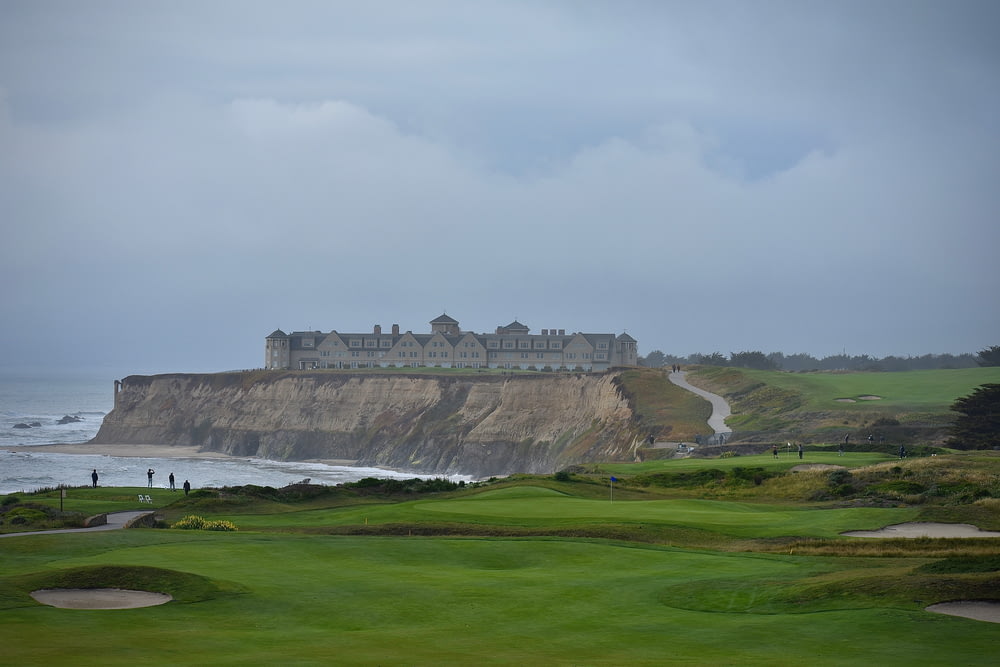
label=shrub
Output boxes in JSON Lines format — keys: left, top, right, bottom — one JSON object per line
{"left": 173, "top": 515, "right": 208, "bottom": 530}
{"left": 827, "top": 469, "right": 853, "bottom": 486}
{"left": 205, "top": 520, "right": 238, "bottom": 532}
{"left": 831, "top": 484, "right": 856, "bottom": 497}
{"left": 172, "top": 515, "right": 237, "bottom": 531}
{"left": 554, "top": 470, "right": 572, "bottom": 482}
{"left": 2, "top": 495, "right": 18, "bottom": 506}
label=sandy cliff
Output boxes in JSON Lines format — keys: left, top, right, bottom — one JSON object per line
{"left": 92, "top": 371, "right": 641, "bottom": 477}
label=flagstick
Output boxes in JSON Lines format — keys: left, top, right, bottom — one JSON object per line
{"left": 610, "top": 477, "right": 614, "bottom": 503}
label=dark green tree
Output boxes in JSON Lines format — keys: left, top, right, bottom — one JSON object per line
{"left": 975, "top": 346, "right": 1000, "bottom": 367}
{"left": 947, "top": 383, "right": 1000, "bottom": 450}
{"left": 729, "top": 350, "right": 779, "bottom": 370}
{"left": 640, "top": 350, "right": 666, "bottom": 368}
{"left": 692, "top": 352, "right": 727, "bottom": 366}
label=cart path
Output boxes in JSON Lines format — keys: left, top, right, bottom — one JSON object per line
{"left": 0, "top": 510, "right": 153, "bottom": 539}
{"left": 668, "top": 370, "right": 733, "bottom": 435}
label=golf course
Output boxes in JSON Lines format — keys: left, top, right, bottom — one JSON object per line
{"left": 1, "top": 367, "right": 998, "bottom": 665}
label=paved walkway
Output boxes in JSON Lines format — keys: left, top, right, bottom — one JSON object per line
{"left": 668, "top": 370, "right": 733, "bottom": 435}
{"left": 0, "top": 510, "right": 153, "bottom": 539}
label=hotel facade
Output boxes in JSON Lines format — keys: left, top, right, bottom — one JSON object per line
{"left": 266, "top": 314, "right": 638, "bottom": 372}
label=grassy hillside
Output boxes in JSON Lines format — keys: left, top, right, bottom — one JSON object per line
{"left": 685, "top": 366, "right": 1000, "bottom": 444}
{"left": 2, "top": 451, "right": 999, "bottom": 665}
{"left": 615, "top": 368, "right": 711, "bottom": 441}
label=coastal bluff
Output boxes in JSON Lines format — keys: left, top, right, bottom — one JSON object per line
{"left": 92, "top": 371, "right": 642, "bottom": 477}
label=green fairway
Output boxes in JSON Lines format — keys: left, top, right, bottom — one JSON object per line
{"left": 1, "top": 530, "right": 995, "bottom": 666}
{"left": 601, "top": 451, "right": 896, "bottom": 474}
{"left": 696, "top": 366, "right": 1000, "bottom": 413}
{"left": 3, "top": 453, "right": 998, "bottom": 665}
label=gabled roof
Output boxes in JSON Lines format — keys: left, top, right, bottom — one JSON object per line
{"left": 616, "top": 332, "right": 637, "bottom": 343}
{"left": 267, "top": 329, "right": 288, "bottom": 338}
{"left": 431, "top": 313, "right": 458, "bottom": 324}
{"left": 502, "top": 320, "right": 529, "bottom": 331}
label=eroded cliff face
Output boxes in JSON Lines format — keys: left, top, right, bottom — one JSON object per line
{"left": 93, "top": 371, "right": 642, "bottom": 477}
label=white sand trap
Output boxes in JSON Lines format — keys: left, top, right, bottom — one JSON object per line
{"left": 835, "top": 398, "right": 856, "bottom": 403}
{"left": 31, "top": 588, "right": 172, "bottom": 609}
{"left": 858, "top": 395, "right": 882, "bottom": 400}
{"left": 842, "top": 522, "right": 1000, "bottom": 538}
{"left": 790, "top": 464, "right": 846, "bottom": 472}
{"left": 926, "top": 601, "right": 1000, "bottom": 624}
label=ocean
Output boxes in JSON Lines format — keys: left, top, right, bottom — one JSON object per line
{"left": 0, "top": 371, "right": 464, "bottom": 495}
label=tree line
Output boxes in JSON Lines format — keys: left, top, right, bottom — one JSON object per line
{"left": 639, "top": 346, "right": 1000, "bottom": 372}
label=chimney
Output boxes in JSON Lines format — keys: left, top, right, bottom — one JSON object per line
{"left": 392, "top": 323, "right": 400, "bottom": 336}
{"left": 374, "top": 324, "right": 382, "bottom": 335}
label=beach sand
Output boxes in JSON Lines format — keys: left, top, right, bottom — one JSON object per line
{"left": 2, "top": 442, "right": 359, "bottom": 467}
{"left": 3, "top": 443, "right": 237, "bottom": 459}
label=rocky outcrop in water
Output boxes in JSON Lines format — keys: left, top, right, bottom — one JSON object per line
{"left": 92, "top": 371, "right": 643, "bottom": 477}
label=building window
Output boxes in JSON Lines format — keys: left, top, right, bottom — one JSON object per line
{"left": 349, "top": 339, "right": 361, "bottom": 348}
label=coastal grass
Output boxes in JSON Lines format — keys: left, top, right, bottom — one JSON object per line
{"left": 616, "top": 368, "right": 712, "bottom": 440}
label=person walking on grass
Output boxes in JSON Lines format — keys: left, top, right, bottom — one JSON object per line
{"left": 147, "top": 468, "right": 155, "bottom": 488}
{"left": 772, "top": 445, "right": 779, "bottom": 459}
{"left": 183, "top": 480, "right": 191, "bottom": 495}
{"left": 91, "top": 469, "right": 98, "bottom": 488}
{"left": 798, "top": 443, "right": 803, "bottom": 459}
{"left": 169, "top": 472, "right": 175, "bottom": 491}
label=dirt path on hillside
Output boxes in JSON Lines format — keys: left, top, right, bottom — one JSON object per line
{"left": 668, "top": 370, "right": 733, "bottom": 435}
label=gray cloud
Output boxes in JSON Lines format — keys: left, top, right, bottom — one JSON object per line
{"left": 1, "top": 1, "right": 997, "bottom": 373}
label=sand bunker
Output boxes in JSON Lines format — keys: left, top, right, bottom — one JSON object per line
{"left": 858, "top": 395, "right": 882, "bottom": 400}
{"left": 790, "top": 464, "right": 846, "bottom": 472}
{"left": 926, "top": 601, "right": 1000, "bottom": 624}
{"left": 842, "top": 522, "right": 1000, "bottom": 538}
{"left": 31, "top": 588, "right": 172, "bottom": 609}
{"left": 835, "top": 398, "right": 856, "bottom": 403}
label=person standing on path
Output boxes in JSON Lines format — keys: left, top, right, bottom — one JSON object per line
{"left": 91, "top": 469, "right": 98, "bottom": 488}
{"left": 169, "top": 472, "right": 175, "bottom": 491}
{"left": 147, "top": 468, "right": 155, "bottom": 488}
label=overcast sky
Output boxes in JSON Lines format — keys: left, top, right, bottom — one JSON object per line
{"left": 1, "top": 1, "right": 997, "bottom": 375}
